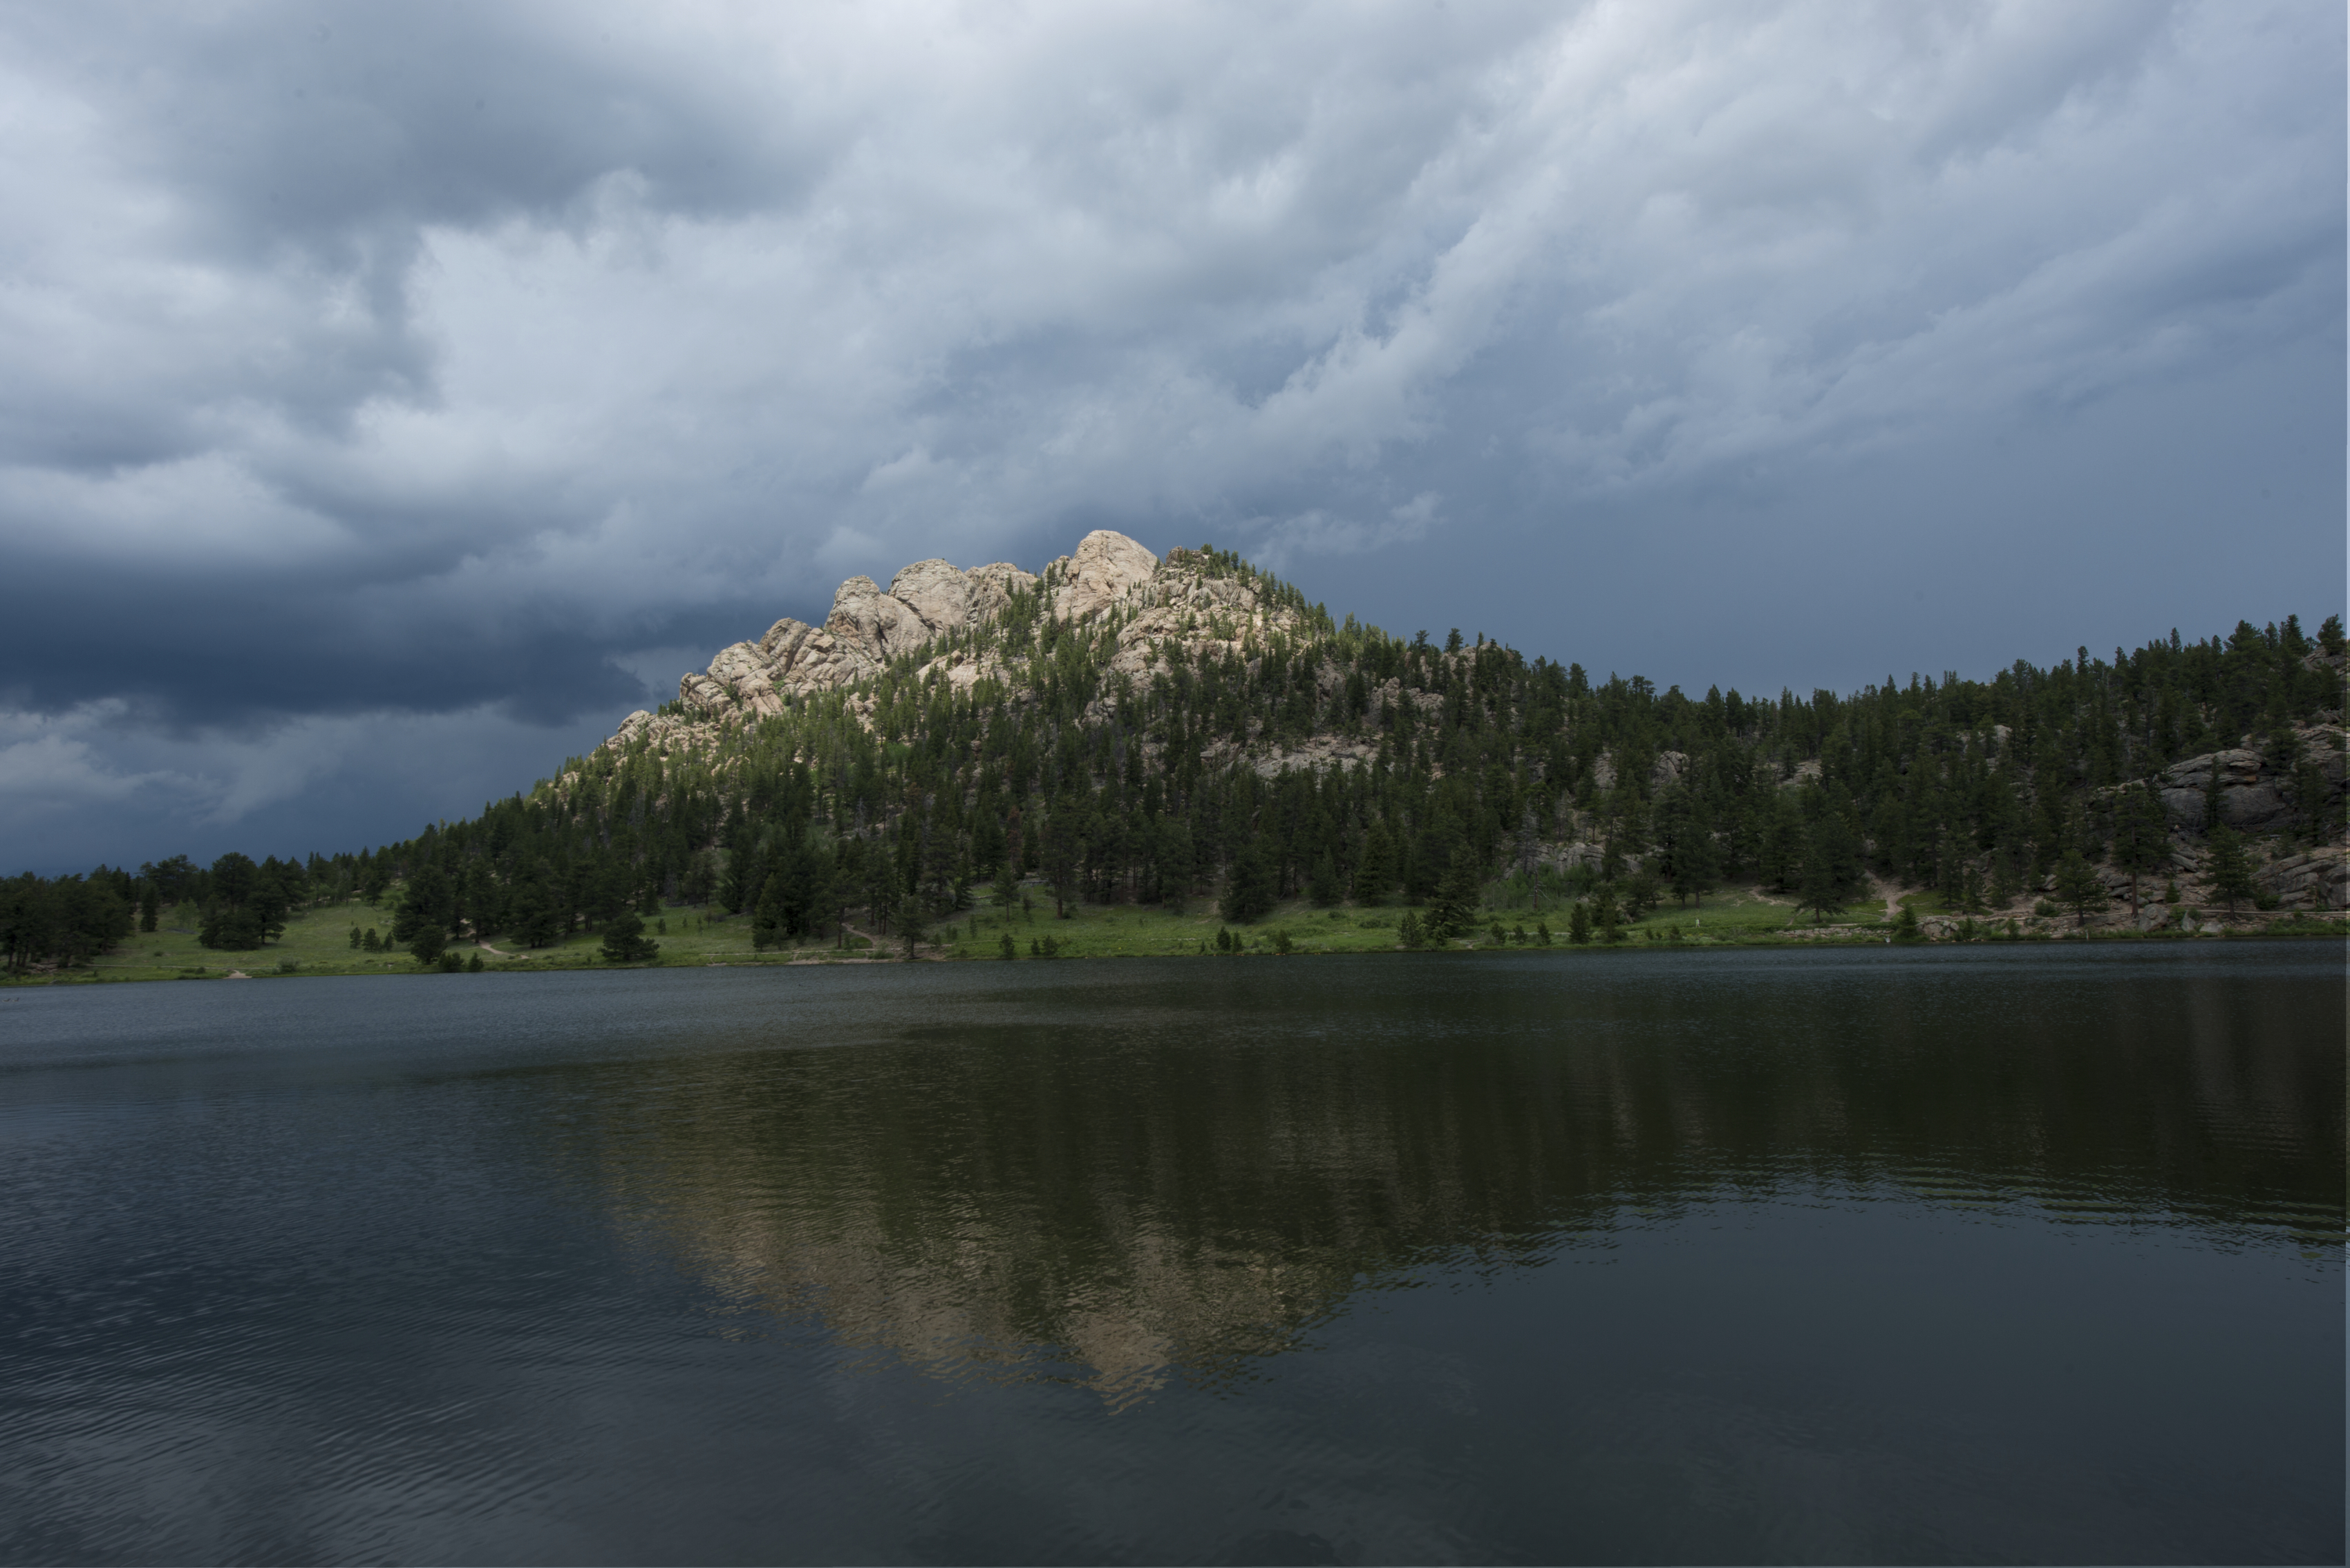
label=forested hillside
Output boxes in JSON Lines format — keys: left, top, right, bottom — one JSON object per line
{"left": 5, "top": 531, "right": 2345, "bottom": 973}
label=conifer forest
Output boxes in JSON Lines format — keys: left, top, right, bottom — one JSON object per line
{"left": 5, "top": 537, "right": 2345, "bottom": 974}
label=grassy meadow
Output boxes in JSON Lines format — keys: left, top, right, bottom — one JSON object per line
{"left": 55, "top": 876, "right": 1901, "bottom": 984}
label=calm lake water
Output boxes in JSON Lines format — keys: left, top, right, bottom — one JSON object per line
{"left": 1, "top": 945, "right": 2341, "bottom": 1566}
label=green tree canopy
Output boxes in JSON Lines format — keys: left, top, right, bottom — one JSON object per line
{"left": 2051, "top": 850, "right": 2109, "bottom": 928}
{"left": 2203, "top": 826, "right": 2258, "bottom": 912}
{"left": 1796, "top": 815, "right": 1864, "bottom": 923}
{"left": 600, "top": 910, "right": 660, "bottom": 963}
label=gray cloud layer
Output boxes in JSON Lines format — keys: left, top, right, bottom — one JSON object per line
{"left": 1, "top": 0, "right": 2339, "bottom": 871}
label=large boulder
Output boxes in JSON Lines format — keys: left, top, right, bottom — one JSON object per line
{"left": 701, "top": 641, "right": 783, "bottom": 717}
{"left": 774, "top": 627, "right": 879, "bottom": 691}
{"left": 2310, "top": 724, "right": 2349, "bottom": 788}
{"left": 2160, "top": 747, "right": 2256, "bottom": 830}
{"left": 826, "top": 575, "right": 926, "bottom": 663}
{"left": 758, "top": 617, "right": 817, "bottom": 666}
{"left": 1055, "top": 530, "right": 1160, "bottom": 622}
{"left": 888, "top": 559, "right": 972, "bottom": 635}
{"left": 2258, "top": 847, "right": 2350, "bottom": 910}
{"left": 2155, "top": 732, "right": 2344, "bottom": 831}
{"left": 748, "top": 614, "right": 877, "bottom": 693}
{"left": 678, "top": 672, "right": 733, "bottom": 715}
{"left": 966, "top": 562, "right": 1040, "bottom": 622}
{"left": 706, "top": 641, "right": 771, "bottom": 689}
{"left": 2222, "top": 783, "right": 2294, "bottom": 832}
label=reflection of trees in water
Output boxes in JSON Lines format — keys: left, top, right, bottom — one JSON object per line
{"left": 580, "top": 963, "right": 2341, "bottom": 1400}
{"left": 595, "top": 1034, "right": 1606, "bottom": 1406}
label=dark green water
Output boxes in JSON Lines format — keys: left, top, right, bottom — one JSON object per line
{"left": 1, "top": 945, "right": 2340, "bottom": 1564}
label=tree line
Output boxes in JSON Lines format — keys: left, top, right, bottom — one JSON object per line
{"left": 4, "top": 551, "right": 2341, "bottom": 972}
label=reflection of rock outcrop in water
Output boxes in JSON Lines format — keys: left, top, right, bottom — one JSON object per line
{"left": 591, "top": 1033, "right": 1614, "bottom": 1405}
{"left": 570, "top": 959, "right": 2343, "bottom": 1400}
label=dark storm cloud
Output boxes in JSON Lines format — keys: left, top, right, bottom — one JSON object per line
{"left": 0, "top": 3, "right": 830, "bottom": 482}
{"left": 1, "top": 580, "right": 648, "bottom": 725}
{"left": 14, "top": 2, "right": 822, "bottom": 270}
{"left": 0, "top": 0, "right": 2338, "bottom": 872}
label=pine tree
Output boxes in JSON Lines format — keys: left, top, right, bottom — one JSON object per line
{"left": 1759, "top": 796, "right": 1806, "bottom": 893}
{"left": 866, "top": 852, "right": 898, "bottom": 936}
{"left": 508, "top": 878, "right": 562, "bottom": 948}
{"left": 1567, "top": 901, "right": 1591, "bottom": 945}
{"left": 1796, "top": 815, "right": 1864, "bottom": 923}
{"left": 1220, "top": 836, "right": 1278, "bottom": 924}
{"left": 2287, "top": 748, "right": 2337, "bottom": 844}
{"left": 752, "top": 877, "right": 786, "bottom": 952}
{"left": 2109, "top": 784, "right": 2170, "bottom": 922}
{"left": 392, "top": 864, "right": 454, "bottom": 950}
{"left": 1352, "top": 821, "right": 1396, "bottom": 904}
{"left": 2051, "top": 849, "right": 2108, "bottom": 928}
{"left": 1989, "top": 831, "right": 2024, "bottom": 909}
{"left": 1426, "top": 854, "right": 1480, "bottom": 941}
{"left": 1308, "top": 851, "right": 1340, "bottom": 907}
{"left": 2203, "top": 826, "right": 2257, "bottom": 912}
{"left": 719, "top": 847, "right": 758, "bottom": 915}
{"left": 1623, "top": 866, "right": 1663, "bottom": 920}
{"left": 1670, "top": 826, "right": 1719, "bottom": 908}
{"left": 1043, "top": 793, "right": 1083, "bottom": 916}
{"left": 600, "top": 910, "right": 660, "bottom": 963}
{"left": 408, "top": 923, "right": 449, "bottom": 967}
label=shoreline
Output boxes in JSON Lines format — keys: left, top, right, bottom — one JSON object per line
{"left": 11, "top": 918, "right": 2343, "bottom": 985}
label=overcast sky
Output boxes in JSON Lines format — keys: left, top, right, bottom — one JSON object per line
{"left": 1, "top": 0, "right": 2340, "bottom": 874}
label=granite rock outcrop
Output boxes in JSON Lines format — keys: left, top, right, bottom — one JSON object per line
{"left": 2153, "top": 726, "right": 2345, "bottom": 832}
{"left": 649, "top": 552, "right": 1062, "bottom": 732}
{"left": 601, "top": 529, "right": 1317, "bottom": 757}
{"left": 2257, "top": 846, "right": 2350, "bottom": 910}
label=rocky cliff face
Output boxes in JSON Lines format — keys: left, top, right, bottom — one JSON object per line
{"left": 2153, "top": 728, "right": 2346, "bottom": 832}
{"left": 676, "top": 554, "right": 1043, "bottom": 724}
{"left": 604, "top": 529, "right": 1311, "bottom": 757}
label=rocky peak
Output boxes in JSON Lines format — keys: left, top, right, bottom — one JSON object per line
{"left": 607, "top": 531, "right": 1207, "bottom": 754}
{"left": 826, "top": 575, "right": 927, "bottom": 663}
{"left": 886, "top": 559, "right": 974, "bottom": 635}
{"left": 1054, "top": 529, "right": 1162, "bottom": 622}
